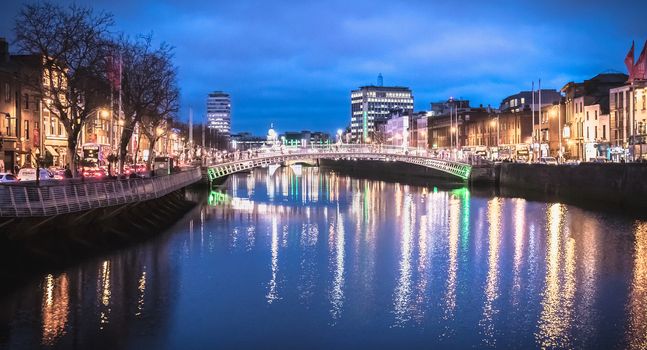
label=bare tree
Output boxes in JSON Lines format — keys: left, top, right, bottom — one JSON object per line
{"left": 14, "top": 2, "right": 113, "bottom": 176}
{"left": 139, "top": 57, "right": 179, "bottom": 172}
{"left": 117, "top": 35, "right": 175, "bottom": 173}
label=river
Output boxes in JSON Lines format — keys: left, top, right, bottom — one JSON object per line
{"left": 0, "top": 166, "right": 645, "bottom": 349}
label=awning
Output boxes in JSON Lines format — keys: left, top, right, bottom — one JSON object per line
{"left": 45, "top": 145, "right": 59, "bottom": 157}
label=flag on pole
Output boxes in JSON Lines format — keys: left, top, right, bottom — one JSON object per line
{"left": 106, "top": 53, "right": 122, "bottom": 91}
{"left": 625, "top": 41, "right": 635, "bottom": 82}
{"left": 633, "top": 40, "right": 647, "bottom": 81}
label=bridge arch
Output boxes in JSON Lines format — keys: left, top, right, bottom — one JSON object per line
{"left": 207, "top": 148, "right": 471, "bottom": 184}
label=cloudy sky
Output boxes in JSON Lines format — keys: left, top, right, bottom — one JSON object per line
{"left": 2, "top": 0, "right": 647, "bottom": 135}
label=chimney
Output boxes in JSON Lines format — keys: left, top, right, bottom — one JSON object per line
{"left": 0, "top": 38, "right": 8, "bottom": 63}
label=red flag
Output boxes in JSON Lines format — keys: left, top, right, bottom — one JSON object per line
{"left": 634, "top": 40, "right": 647, "bottom": 81}
{"left": 625, "top": 41, "right": 635, "bottom": 82}
{"left": 106, "top": 54, "right": 122, "bottom": 90}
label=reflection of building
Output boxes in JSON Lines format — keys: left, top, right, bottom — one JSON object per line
{"left": 350, "top": 76, "right": 413, "bottom": 143}
{"left": 206, "top": 91, "right": 231, "bottom": 136}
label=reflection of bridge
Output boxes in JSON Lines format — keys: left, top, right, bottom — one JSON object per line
{"left": 207, "top": 145, "right": 472, "bottom": 183}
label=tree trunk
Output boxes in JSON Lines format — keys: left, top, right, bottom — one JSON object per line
{"left": 67, "top": 133, "right": 78, "bottom": 178}
{"left": 118, "top": 124, "right": 134, "bottom": 174}
{"left": 146, "top": 140, "right": 156, "bottom": 172}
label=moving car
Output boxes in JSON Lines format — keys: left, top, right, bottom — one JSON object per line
{"left": 17, "top": 168, "right": 55, "bottom": 181}
{"left": 538, "top": 157, "right": 558, "bottom": 165}
{"left": 0, "top": 172, "right": 18, "bottom": 183}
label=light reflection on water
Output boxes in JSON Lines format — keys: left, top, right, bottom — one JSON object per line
{"left": 0, "top": 166, "right": 645, "bottom": 349}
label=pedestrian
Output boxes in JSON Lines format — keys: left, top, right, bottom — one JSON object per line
{"left": 14, "top": 164, "right": 20, "bottom": 175}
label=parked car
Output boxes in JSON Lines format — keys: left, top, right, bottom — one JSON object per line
{"left": 82, "top": 167, "right": 107, "bottom": 178}
{"left": 538, "top": 157, "right": 558, "bottom": 165}
{"left": 0, "top": 172, "right": 19, "bottom": 183}
{"left": 17, "top": 168, "right": 55, "bottom": 182}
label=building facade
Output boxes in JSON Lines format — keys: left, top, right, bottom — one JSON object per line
{"left": 609, "top": 83, "right": 647, "bottom": 160}
{"left": 206, "top": 91, "right": 231, "bottom": 136}
{"left": 500, "top": 89, "right": 561, "bottom": 113}
{"left": 350, "top": 84, "right": 413, "bottom": 142}
{"left": 563, "top": 73, "right": 627, "bottom": 160}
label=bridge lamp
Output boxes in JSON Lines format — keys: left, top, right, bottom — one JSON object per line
{"left": 100, "top": 109, "right": 110, "bottom": 118}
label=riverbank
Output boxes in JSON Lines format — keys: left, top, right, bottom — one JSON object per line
{"left": 497, "top": 162, "right": 647, "bottom": 210}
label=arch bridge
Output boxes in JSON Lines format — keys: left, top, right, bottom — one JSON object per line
{"left": 207, "top": 145, "right": 472, "bottom": 183}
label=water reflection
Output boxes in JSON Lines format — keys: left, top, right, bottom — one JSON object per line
{"left": 627, "top": 221, "right": 647, "bottom": 349}
{"left": 41, "top": 273, "right": 69, "bottom": 345}
{"left": 267, "top": 215, "right": 280, "bottom": 304}
{"left": 480, "top": 198, "right": 502, "bottom": 346}
{"left": 443, "top": 194, "right": 459, "bottom": 322}
{"left": 329, "top": 207, "right": 346, "bottom": 323}
{"left": 536, "top": 203, "right": 576, "bottom": 349}
{"left": 393, "top": 193, "right": 414, "bottom": 326}
{"left": 0, "top": 166, "right": 641, "bottom": 348}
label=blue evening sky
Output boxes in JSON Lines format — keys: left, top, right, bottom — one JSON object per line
{"left": 2, "top": 0, "right": 647, "bottom": 135}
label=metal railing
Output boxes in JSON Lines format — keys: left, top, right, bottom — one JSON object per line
{"left": 0, "top": 168, "right": 201, "bottom": 217}
{"left": 207, "top": 145, "right": 472, "bottom": 182}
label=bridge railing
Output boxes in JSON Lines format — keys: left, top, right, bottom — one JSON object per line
{"left": 0, "top": 168, "right": 201, "bottom": 218}
{"left": 207, "top": 144, "right": 475, "bottom": 165}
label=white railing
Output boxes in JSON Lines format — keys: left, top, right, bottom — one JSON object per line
{"left": 208, "top": 147, "right": 473, "bottom": 181}
{"left": 0, "top": 168, "right": 202, "bottom": 217}
{"left": 207, "top": 144, "right": 482, "bottom": 165}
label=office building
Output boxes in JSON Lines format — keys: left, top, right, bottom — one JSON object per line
{"left": 350, "top": 76, "right": 413, "bottom": 142}
{"left": 206, "top": 91, "right": 231, "bottom": 136}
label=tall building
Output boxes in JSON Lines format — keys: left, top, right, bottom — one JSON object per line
{"left": 350, "top": 76, "right": 413, "bottom": 142}
{"left": 206, "top": 91, "right": 231, "bottom": 135}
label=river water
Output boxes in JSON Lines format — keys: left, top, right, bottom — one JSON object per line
{"left": 1, "top": 167, "right": 646, "bottom": 349}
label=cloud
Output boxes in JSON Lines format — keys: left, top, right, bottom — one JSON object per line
{"left": 2, "top": 0, "right": 647, "bottom": 135}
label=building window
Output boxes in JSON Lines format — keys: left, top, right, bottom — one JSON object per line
{"left": 586, "top": 111, "right": 589, "bottom": 121}
{"left": 50, "top": 117, "right": 55, "bottom": 135}
{"left": 595, "top": 110, "right": 598, "bottom": 120}
{"left": 3, "top": 83, "right": 9, "bottom": 102}
{"left": 24, "top": 120, "right": 29, "bottom": 140}
{"left": 643, "top": 95, "right": 646, "bottom": 110}
{"left": 24, "top": 94, "right": 29, "bottom": 110}
{"left": 586, "top": 126, "right": 589, "bottom": 140}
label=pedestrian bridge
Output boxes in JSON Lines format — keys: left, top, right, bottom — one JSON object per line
{"left": 207, "top": 145, "right": 472, "bottom": 183}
